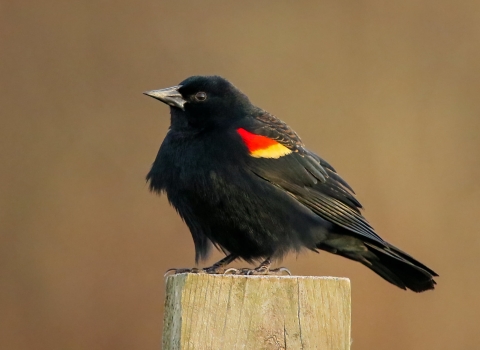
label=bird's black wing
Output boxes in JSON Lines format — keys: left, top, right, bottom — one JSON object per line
{"left": 239, "top": 112, "right": 385, "bottom": 244}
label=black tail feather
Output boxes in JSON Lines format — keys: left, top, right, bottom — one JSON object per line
{"left": 318, "top": 236, "right": 437, "bottom": 292}
{"left": 363, "top": 242, "right": 437, "bottom": 292}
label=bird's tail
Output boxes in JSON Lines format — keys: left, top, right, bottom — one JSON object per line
{"left": 318, "top": 236, "right": 438, "bottom": 292}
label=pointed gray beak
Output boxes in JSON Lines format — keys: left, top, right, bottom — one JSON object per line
{"left": 143, "top": 85, "right": 186, "bottom": 110}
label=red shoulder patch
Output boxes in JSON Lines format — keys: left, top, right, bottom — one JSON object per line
{"left": 236, "top": 128, "right": 292, "bottom": 159}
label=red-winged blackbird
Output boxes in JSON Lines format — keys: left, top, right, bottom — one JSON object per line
{"left": 144, "top": 75, "right": 437, "bottom": 292}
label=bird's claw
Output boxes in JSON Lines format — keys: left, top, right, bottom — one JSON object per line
{"left": 270, "top": 267, "right": 292, "bottom": 276}
{"left": 164, "top": 266, "right": 226, "bottom": 277}
{"left": 203, "top": 266, "right": 225, "bottom": 274}
{"left": 164, "top": 267, "right": 201, "bottom": 277}
{"left": 223, "top": 268, "right": 246, "bottom": 275}
{"left": 223, "top": 267, "right": 292, "bottom": 276}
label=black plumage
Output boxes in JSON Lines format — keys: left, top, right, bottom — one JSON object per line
{"left": 144, "top": 75, "right": 438, "bottom": 292}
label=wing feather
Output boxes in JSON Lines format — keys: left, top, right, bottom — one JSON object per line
{"left": 240, "top": 111, "right": 384, "bottom": 244}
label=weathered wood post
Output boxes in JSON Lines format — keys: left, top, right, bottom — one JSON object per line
{"left": 162, "top": 274, "right": 351, "bottom": 349}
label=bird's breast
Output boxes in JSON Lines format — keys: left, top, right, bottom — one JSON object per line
{"left": 149, "top": 129, "right": 250, "bottom": 198}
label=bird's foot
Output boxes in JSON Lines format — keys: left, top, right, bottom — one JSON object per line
{"left": 164, "top": 266, "right": 226, "bottom": 277}
{"left": 224, "top": 257, "right": 291, "bottom": 276}
{"left": 164, "top": 254, "right": 239, "bottom": 277}
{"left": 164, "top": 267, "right": 200, "bottom": 277}
{"left": 224, "top": 267, "right": 291, "bottom": 276}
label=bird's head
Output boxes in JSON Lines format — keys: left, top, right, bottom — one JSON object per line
{"left": 144, "top": 75, "right": 254, "bottom": 130}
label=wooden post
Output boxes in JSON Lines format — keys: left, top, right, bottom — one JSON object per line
{"left": 162, "top": 274, "right": 351, "bottom": 350}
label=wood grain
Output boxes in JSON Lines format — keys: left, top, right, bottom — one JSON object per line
{"left": 163, "top": 274, "right": 351, "bottom": 350}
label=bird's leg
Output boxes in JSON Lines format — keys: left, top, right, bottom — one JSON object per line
{"left": 164, "top": 254, "right": 238, "bottom": 276}
{"left": 202, "top": 254, "right": 238, "bottom": 274}
{"left": 252, "top": 257, "right": 273, "bottom": 274}
{"left": 224, "top": 257, "right": 291, "bottom": 276}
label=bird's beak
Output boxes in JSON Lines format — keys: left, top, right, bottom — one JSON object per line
{"left": 143, "top": 85, "right": 186, "bottom": 110}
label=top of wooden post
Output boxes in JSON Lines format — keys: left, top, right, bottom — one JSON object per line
{"left": 163, "top": 274, "right": 351, "bottom": 350}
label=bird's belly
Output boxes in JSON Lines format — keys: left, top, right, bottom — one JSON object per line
{"left": 167, "top": 167, "right": 327, "bottom": 260}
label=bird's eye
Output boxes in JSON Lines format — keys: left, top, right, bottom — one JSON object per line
{"left": 195, "top": 92, "right": 207, "bottom": 101}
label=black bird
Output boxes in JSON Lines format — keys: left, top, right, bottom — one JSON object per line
{"left": 144, "top": 75, "right": 437, "bottom": 292}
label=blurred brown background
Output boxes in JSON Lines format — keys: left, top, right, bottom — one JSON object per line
{"left": 1, "top": 1, "right": 479, "bottom": 349}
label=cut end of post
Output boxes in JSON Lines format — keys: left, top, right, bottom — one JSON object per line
{"left": 163, "top": 274, "right": 351, "bottom": 350}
